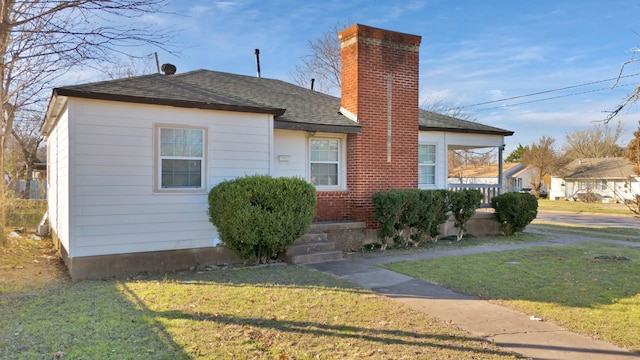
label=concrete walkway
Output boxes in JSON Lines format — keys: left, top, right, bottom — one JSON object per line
{"left": 304, "top": 232, "right": 640, "bottom": 360}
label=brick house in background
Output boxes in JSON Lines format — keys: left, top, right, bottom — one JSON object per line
{"left": 42, "top": 24, "right": 513, "bottom": 278}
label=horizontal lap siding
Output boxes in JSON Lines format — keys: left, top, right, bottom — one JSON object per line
{"left": 47, "top": 107, "right": 70, "bottom": 252}
{"left": 272, "top": 129, "right": 307, "bottom": 179}
{"left": 69, "top": 99, "right": 271, "bottom": 257}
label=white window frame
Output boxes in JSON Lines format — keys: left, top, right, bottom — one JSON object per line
{"left": 308, "top": 135, "right": 345, "bottom": 190}
{"left": 154, "top": 124, "right": 207, "bottom": 193}
{"left": 418, "top": 143, "right": 437, "bottom": 186}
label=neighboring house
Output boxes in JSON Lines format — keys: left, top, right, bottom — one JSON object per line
{"left": 448, "top": 162, "right": 527, "bottom": 191}
{"left": 41, "top": 24, "right": 513, "bottom": 278}
{"left": 447, "top": 162, "right": 542, "bottom": 203}
{"left": 548, "top": 158, "right": 640, "bottom": 202}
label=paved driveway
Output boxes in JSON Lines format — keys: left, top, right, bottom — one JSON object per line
{"left": 536, "top": 210, "right": 639, "bottom": 229}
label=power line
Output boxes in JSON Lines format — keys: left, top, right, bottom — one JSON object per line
{"left": 473, "top": 82, "right": 637, "bottom": 112}
{"left": 453, "top": 72, "right": 640, "bottom": 110}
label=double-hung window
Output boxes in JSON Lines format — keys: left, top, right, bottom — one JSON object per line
{"left": 418, "top": 144, "right": 436, "bottom": 185}
{"left": 310, "top": 138, "right": 340, "bottom": 187}
{"left": 157, "top": 126, "right": 205, "bottom": 190}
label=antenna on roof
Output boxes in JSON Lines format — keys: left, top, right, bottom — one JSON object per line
{"left": 254, "top": 49, "right": 261, "bottom": 78}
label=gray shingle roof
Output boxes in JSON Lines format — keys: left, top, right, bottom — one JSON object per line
{"left": 52, "top": 69, "right": 512, "bottom": 136}
{"left": 419, "top": 110, "right": 513, "bottom": 136}
{"left": 561, "top": 158, "right": 637, "bottom": 179}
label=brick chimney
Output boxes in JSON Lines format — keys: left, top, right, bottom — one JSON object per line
{"left": 339, "top": 24, "right": 422, "bottom": 227}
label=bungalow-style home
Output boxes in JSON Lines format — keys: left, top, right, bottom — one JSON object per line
{"left": 448, "top": 162, "right": 529, "bottom": 191}
{"left": 41, "top": 24, "right": 513, "bottom": 278}
{"left": 548, "top": 157, "right": 640, "bottom": 202}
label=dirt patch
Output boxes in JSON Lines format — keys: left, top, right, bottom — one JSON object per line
{"left": 0, "top": 234, "right": 69, "bottom": 295}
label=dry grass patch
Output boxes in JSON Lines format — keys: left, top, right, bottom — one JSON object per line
{"left": 0, "top": 237, "right": 519, "bottom": 359}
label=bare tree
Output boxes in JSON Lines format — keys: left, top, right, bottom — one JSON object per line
{"left": 10, "top": 114, "right": 44, "bottom": 199}
{"left": 608, "top": 48, "right": 640, "bottom": 121}
{"left": 290, "top": 21, "right": 350, "bottom": 96}
{"left": 564, "top": 121, "right": 624, "bottom": 159}
{"left": 0, "top": 0, "right": 175, "bottom": 243}
{"left": 522, "top": 136, "right": 569, "bottom": 197}
{"left": 626, "top": 121, "right": 640, "bottom": 175}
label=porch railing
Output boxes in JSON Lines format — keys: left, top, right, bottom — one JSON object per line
{"left": 448, "top": 184, "right": 501, "bottom": 208}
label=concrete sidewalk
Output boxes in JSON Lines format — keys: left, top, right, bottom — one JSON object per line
{"left": 304, "top": 234, "right": 640, "bottom": 360}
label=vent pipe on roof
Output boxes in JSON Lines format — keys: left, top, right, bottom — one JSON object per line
{"left": 254, "top": 49, "right": 261, "bottom": 78}
{"left": 161, "top": 63, "right": 176, "bottom": 75}
{"left": 311, "top": 78, "right": 315, "bottom": 90}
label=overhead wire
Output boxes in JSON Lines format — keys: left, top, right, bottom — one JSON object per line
{"left": 449, "top": 72, "right": 640, "bottom": 112}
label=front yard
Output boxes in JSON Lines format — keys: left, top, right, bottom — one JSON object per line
{"left": 0, "top": 237, "right": 517, "bottom": 360}
{"left": 382, "top": 241, "right": 640, "bottom": 353}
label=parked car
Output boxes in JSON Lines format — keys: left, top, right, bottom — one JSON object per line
{"left": 519, "top": 187, "right": 548, "bottom": 198}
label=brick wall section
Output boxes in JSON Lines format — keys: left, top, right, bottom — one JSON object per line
{"left": 314, "top": 191, "right": 350, "bottom": 221}
{"left": 339, "top": 24, "right": 422, "bottom": 228}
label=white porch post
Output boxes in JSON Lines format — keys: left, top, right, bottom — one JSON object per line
{"left": 498, "top": 144, "right": 505, "bottom": 194}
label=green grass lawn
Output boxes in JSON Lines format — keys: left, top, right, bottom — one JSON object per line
{"left": 381, "top": 241, "right": 640, "bottom": 353}
{"left": 0, "top": 259, "right": 519, "bottom": 359}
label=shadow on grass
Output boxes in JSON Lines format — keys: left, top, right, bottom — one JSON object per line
{"left": 0, "top": 280, "right": 191, "bottom": 359}
{"left": 119, "top": 288, "right": 517, "bottom": 358}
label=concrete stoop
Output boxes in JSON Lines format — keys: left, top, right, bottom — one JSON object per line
{"left": 280, "top": 232, "right": 343, "bottom": 264}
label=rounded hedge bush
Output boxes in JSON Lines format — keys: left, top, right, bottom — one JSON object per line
{"left": 490, "top": 192, "right": 538, "bottom": 235}
{"left": 208, "top": 175, "right": 316, "bottom": 264}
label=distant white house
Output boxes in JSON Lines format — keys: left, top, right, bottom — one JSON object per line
{"left": 548, "top": 158, "right": 640, "bottom": 202}
{"left": 448, "top": 162, "right": 541, "bottom": 193}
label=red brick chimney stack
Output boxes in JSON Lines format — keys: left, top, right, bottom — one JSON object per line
{"left": 339, "top": 24, "right": 422, "bottom": 227}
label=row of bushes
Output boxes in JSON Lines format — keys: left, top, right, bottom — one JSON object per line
{"left": 372, "top": 189, "right": 483, "bottom": 248}
{"left": 373, "top": 189, "right": 538, "bottom": 247}
{"left": 207, "top": 175, "right": 538, "bottom": 262}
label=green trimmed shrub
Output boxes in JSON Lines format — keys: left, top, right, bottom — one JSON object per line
{"left": 372, "top": 189, "right": 413, "bottom": 249}
{"left": 207, "top": 175, "right": 316, "bottom": 264}
{"left": 373, "top": 189, "right": 452, "bottom": 248}
{"left": 421, "top": 190, "right": 450, "bottom": 242}
{"left": 491, "top": 192, "right": 538, "bottom": 235}
{"left": 448, "top": 189, "right": 483, "bottom": 241}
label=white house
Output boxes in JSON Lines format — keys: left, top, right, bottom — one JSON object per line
{"left": 41, "top": 24, "right": 513, "bottom": 279}
{"left": 548, "top": 157, "right": 640, "bottom": 202}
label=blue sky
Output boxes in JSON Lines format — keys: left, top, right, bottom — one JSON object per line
{"left": 127, "top": 0, "right": 640, "bottom": 155}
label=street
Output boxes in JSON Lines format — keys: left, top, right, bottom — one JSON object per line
{"left": 535, "top": 210, "right": 639, "bottom": 229}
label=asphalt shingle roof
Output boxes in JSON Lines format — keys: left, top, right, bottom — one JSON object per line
{"left": 52, "top": 69, "right": 513, "bottom": 136}
{"left": 561, "top": 158, "right": 637, "bottom": 179}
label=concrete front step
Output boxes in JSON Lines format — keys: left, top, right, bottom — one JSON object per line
{"left": 280, "top": 231, "right": 343, "bottom": 264}
{"left": 282, "top": 250, "right": 343, "bottom": 265}
{"left": 285, "top": 240, "right": 336, "bottom": 256}
{"left": 296, "top": 232, "right": 329, "bottom": 244}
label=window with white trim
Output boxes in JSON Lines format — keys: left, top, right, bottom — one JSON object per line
{"left": 158, "top": 127, "right": 205, "bottom": 189}
{"left": 418, "top": 144, "right": 436, "bottom": 185}
{"left": 310, "top": 138, "right": 340, "bottom": 186}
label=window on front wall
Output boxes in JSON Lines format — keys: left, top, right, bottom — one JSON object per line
{"left": 158, "top": 127, "right": 205, "bottom": 189}
{"left": 310, "top": 138, "right": 340, "bottom": 186}
{"left": 418, "top": 144, "right": 436, "bottom": 185}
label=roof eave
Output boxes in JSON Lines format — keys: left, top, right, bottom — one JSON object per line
{"left": 275, "top": 120, "right": 361, "bottom": 134}
{"left": 53, "top": 88, "right": 287, "bottom": 116}
{"left": 41, "top": 93, "right": 67, "bottom": 136}
{"left": 419, "top": 125, "right": 514, "bottom": 136}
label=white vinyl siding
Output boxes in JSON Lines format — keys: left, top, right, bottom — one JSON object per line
{"left": 61, "top": 98, "right": 271, "bottom": 257}
{"left": 46, "top": 106, "right": 71, "bottom": 253}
